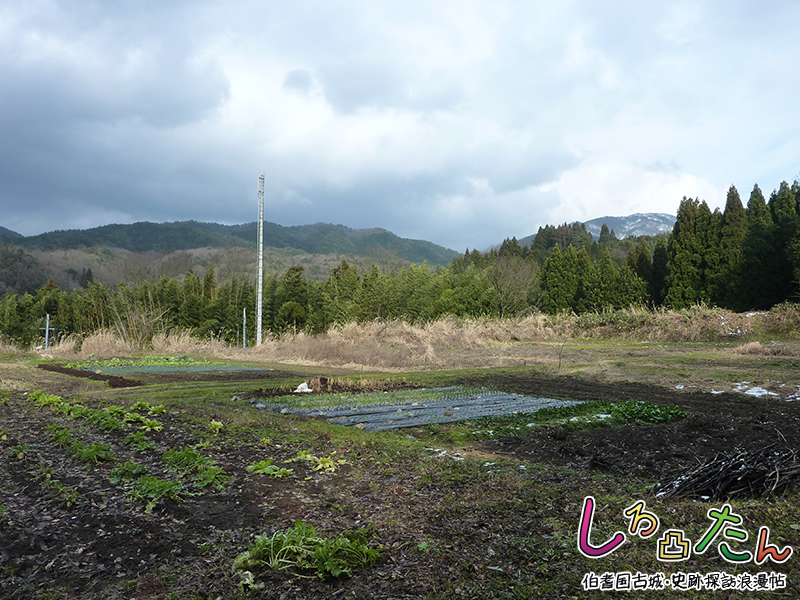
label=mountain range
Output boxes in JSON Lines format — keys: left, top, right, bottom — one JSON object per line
{"left": 1, "top": 220, "right": 457, "bottom": 265}
{"left": 581, "top": 213, "right": 676, "bottom": 240}
{"left": 0, "top": 213, "right": 676, "bottom": 294}
{"left": 1, "top": 212, "right": 676, "bottom": 256}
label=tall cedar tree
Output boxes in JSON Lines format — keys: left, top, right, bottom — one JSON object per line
{"left": 737, "top": 185, "right": 775, "bottom": 310}
{"left": 714, "top": 186, "right": 747, "bottom": 308}
{"left": 626, "top": 238, "right": 653, "bottom": 300}
{"left": 698, "top": 202, "right": 723, "bottom": 302}
{"left": 665, "top": 197, "right": 705, "bottom": 308}
{"left": 650, "top": 238, "right": 668, "bottom": 305}
{"left": 768, "top": 181, "right": 799, "bottom": 304}
{"left": 540, "top": 246, "right": 572, "bottom": 313}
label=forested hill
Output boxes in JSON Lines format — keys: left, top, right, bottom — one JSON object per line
{"left": 0, "top": 226, "right": 23, "bottom": 244}
{"left": 9, "top": 221, "right": 458, "bottom": 266}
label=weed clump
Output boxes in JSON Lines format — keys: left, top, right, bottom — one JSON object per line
{"left": 233, "top": 520, "right": 379, "bottom": 581}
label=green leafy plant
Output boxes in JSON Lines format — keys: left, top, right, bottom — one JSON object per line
{"left": 137, "top": 417, "right": 163, "bottom": 432}
{"left": 233, "top": 520, "right": 379, "bottom": 580}
{"left": 46, "top": 424, "right": 76, "bottom": 448}
{"left": 246, "top": 459, "right": 294, "bottom": 478}
{"left": 46, "top": 424, "right": 116, "bottom": 463}
{"left": 67, "top": 355, "right": 222, "bottom": 369}
{"left": 451, "top": 398, "right": 687, "bottom": 442}
{"left": 84, "top": 408, "right": 125, "bottom": 431}
{"left": 109, "top": 461, "right": 149, "bottom": 484}
{"left": 208, "top": 419, "right": 224, "bottom": 434}
{"left": 70, "top": 442, "right": 116, "bottom": 463}
{"left": 64, "top": 404, "right": 90, "bottom": 418}
{"left": 189, "top": 465, "right": 229, "bottom": 490}
{"left": 6, "top": 444, "right": 35, "bottom": 461}
{"left": 288, "top": 450, "right": 347, "bottom": 473}
{"left": 129, "top": 401, "right": 166, "bottom": 415}
{"left": 163, "top": 446, "right": 214, "bottom": 471}
{"left": 163, "top": 446, "right": 230, "bottom": 490}
{"left": 36, "top": 468, "right": 80, "bottom": 507}
{"left": 610, "top": 399, "right": 686, "bottom": 423}
{"left": 123, "top": 431, "right": 156, "bottom": 453}
{"left": 124, "top": 412, "right": 164, "bottom": 431}
{"left": 29, "top": 390, "right": 67, "bottom": 409}
{"left": 126, "top": 476, "right": 197, "bottom": 514}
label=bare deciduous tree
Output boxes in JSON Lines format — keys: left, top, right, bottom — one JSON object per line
{"left": 486, "top": 256, "right": 538, "bottom": 317}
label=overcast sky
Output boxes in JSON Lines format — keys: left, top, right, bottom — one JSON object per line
{"left": 2, "top": 1, "right": 799, "bottom": 251}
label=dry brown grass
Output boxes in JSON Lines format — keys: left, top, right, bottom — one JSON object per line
{"left": 0, "top": 339, "right": 20, "bottom": 354}
{"left": 151, "top": 331, "right": 227, "bottom": 355}
{"left": 563, "top": 304, "right": 797, "bottom": 342}
{"left": 25, "top": 304, "right": 800, "bottom": 370}
{"left": 43, "top": 331, "right": 135, "bottom": 359}
{"left": 729, "top": 340, "right": 798, "bottom": 357}
{"left": 41, "top": 329, "right": 227, "bottom": 360}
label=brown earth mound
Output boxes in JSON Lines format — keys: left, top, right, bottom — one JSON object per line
{"left": 37, "top": 363, "right": 142, "bottom": 388}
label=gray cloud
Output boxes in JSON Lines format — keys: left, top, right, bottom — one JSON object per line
{"left": 283, "top": 69, "right": 314, "bottom": 95}
{"left": 1, "top": 1, "right": 799, "bottom": 252}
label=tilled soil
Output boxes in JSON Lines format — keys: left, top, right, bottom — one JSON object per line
{"left": 472, "top": 374, "right": 800, "bottom": 482}
{"left": 1, "top": 368, "right": 799, "bottom": 599}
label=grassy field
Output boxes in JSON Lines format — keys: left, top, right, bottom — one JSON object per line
{"left": 1, "top": 306, "right": 800, "bottom": 598}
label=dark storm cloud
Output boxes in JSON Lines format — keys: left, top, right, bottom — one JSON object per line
{"left": 1, "top": 1, "right": 799, "bottom": 252}
{"left": 0, "top": 0, "right": 231, "bottom": 234}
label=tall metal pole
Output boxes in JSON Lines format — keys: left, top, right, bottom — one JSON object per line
{"left": 256, "top": 174, "right": 265, "bottom": 346}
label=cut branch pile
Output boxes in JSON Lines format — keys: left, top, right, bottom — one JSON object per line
{"left": 655, "top": 444, "right": 800, "bottom": 501}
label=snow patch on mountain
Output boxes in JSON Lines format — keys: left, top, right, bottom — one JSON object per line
{"left": 582, "top": 213, "right": 676, "bottom": 240}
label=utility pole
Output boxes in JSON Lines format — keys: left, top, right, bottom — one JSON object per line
{"left": 256, "top": 174, "right": 265, "bottom": 346}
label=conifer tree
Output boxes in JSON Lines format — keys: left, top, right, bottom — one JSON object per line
{"left": 598, "top": 224, "right": 617, "bottom": 247}
{"left": 540, "top": 246, "right": 572, "bottom": 313}
{"left": 713, "top": 186, "right": 747, "bottom": 307}
{"left": 768, "top": 182, "right": 799, "bottom": 303}
{"left": 275, "top": 266, "right": 308, "bottom": 332}
{"left": 580, "top": 251, "right": 615, "bottom": 311}
{"left": 202, "top": 266, "right": 217, "bottom": 300}
{"left": 626, "top": 238, "right": 653, "bottom": 299}
{"left": 737, "top": 185, "right": 776, "bottom": 309}
{"left": 698, "top": 202, "right": 722, "bottom": 302}
{"left": 650, "top": 238, "right": 668, "bottom": 305}
{"left": 613, "top": 265, "right": 649, "bottom": 309}
{"left": 665, "top": 197, "right": 704, "bottom": 308}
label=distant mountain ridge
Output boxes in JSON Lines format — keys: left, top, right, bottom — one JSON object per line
{"left": 0, "top": 226, "right": 23, "bottom": 244}
{"left": 515, "top": 212, "right": 675, "bottom": 248}
{"left": 582, "top": 213, "right": 675, "bottom": 240}
{"left": 6, "top": 220, "right": 458, "bottom": 266}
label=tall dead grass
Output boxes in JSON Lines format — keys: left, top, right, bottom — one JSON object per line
{"left": 0, "top": 339, "right": 20, "bottom": 354}
{"left": 42, "top": 329, "right": 227, "bottom": 360}
{"left": 44, "top": 331, "right": 135, "bottom": 359}
{"left": 28, "top": 303, "right": 800, "bottom": 369}
{"left": 729, "top": 340, "right": 798, "bottom": 357}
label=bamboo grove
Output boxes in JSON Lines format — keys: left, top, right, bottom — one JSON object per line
{"left": 1, "top": 180, "right": 798, "bottom": 348}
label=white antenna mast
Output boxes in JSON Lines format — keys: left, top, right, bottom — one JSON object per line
{"left": 256, "top": 174, "right": 265, "bottom": 346}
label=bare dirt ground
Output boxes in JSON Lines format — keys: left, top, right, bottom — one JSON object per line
{"left": 1, "top": 357, "right": 799, "bottom": 599}
{"left": 469, "top": 374, "right": 800, "bottom": 481}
